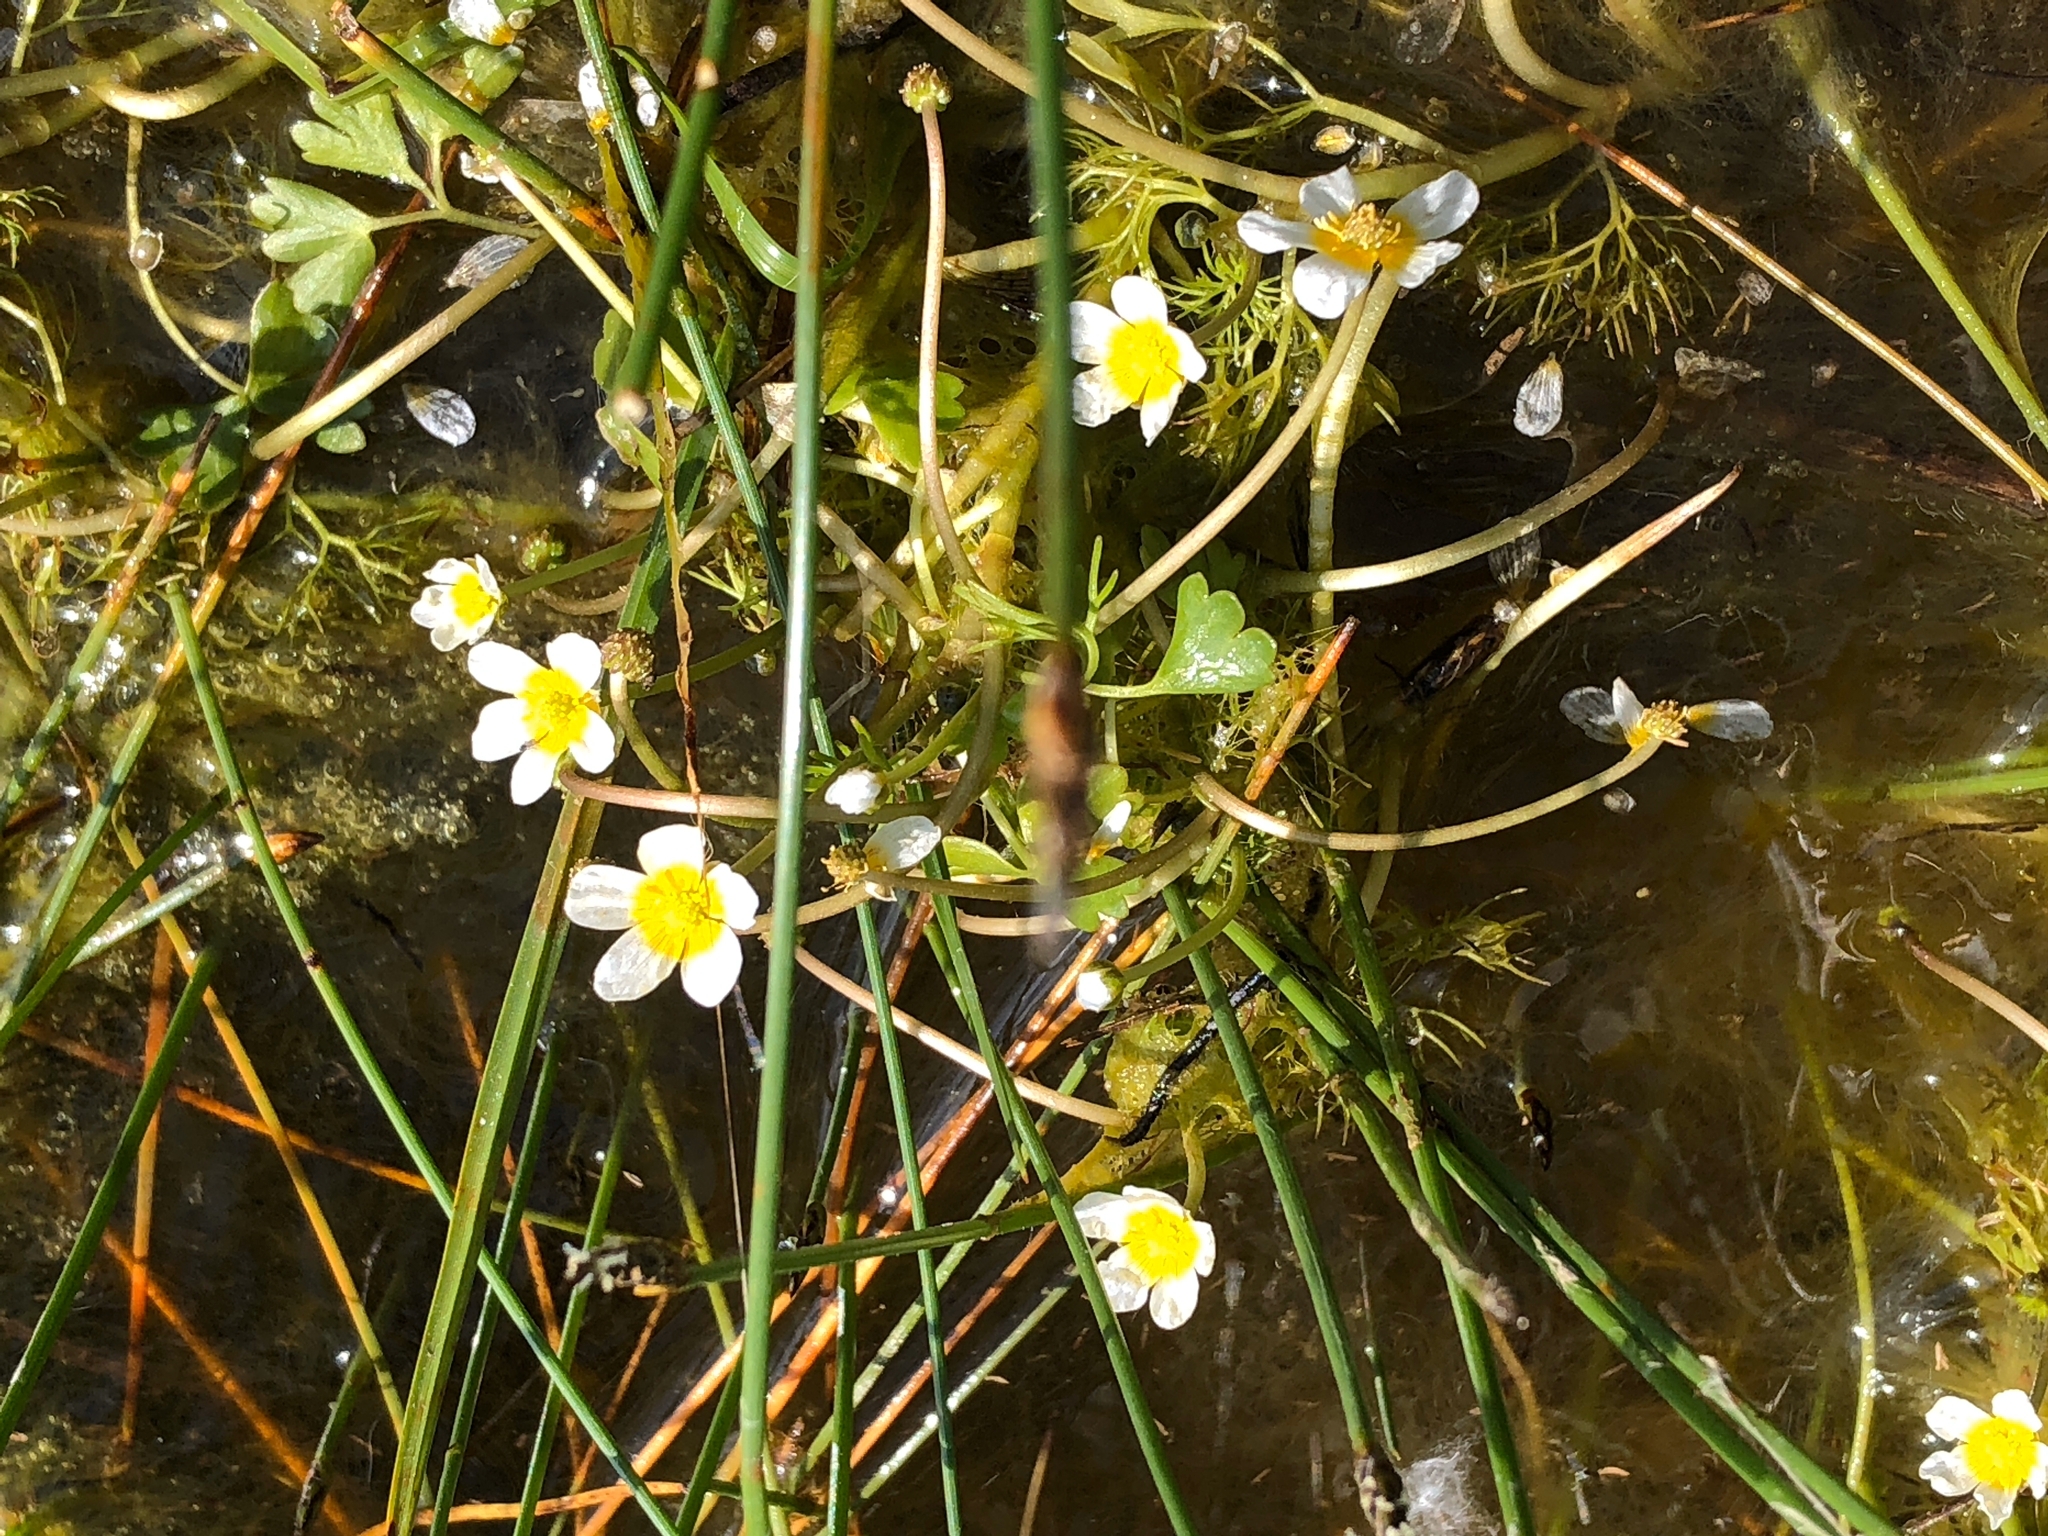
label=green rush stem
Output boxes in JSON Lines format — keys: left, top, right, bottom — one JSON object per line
{"left": 329, "top": 6, "right": 601, "bottom": 229}
{"left": 640, "top": 1079, "right": 738, "bottom": 1344}
{"left": 738, "top": 0, "right": 834, "bottom": 1528}
{"left": 1792, "top": 1007, "right": 1878, "bottom": 1499}
{"left": 615, "top": 0, "right": 739, "bottom": 401}
{"left": 855, "top": 901, "right": 962, "bottom": 1536}
{"left": 0, "top": 414, "right": 218, "bottom": 835}
{"left": 826, "top": 1261, "right": 859, "bottom": 1536}
{"left": 166, "top": 591, "right": 690, "bottom": 1536}
{"left": 206, "top": 0, "right": 332, "bottom": 92}
{"left": 679, "top": 1368, "right": 745, "bottom": 1530}
{"left": 1325, "top": 864, "right": 1532, "bottom": 1536}
{"left": 504, "top": 534, "right": 649, "bottom": 598}
{"left": 67, "top": 857, "right": 235, "bottom": 968}
{"left": 1783, "top": 12, "right": 2048, "bottom": 446}
{"left": 2, "top": 791, "right": 229, "bottom": 1044}
{"left": 567, "top": 0, "right": 660, "bottom": 230}
{"left": 429, "top": 1027, "right": 566, "bottom": 1536}
{"left": 1161, "top": 881, "right": 1375, "bottom": 1461}
{"left": 1022, "top": 0, "right": 1077, "bottom": 636}
{"left": 1228, "top": 924, "right": 1866, "bottom": 1536}
{"left": 0, "top": 947, "right": 215, "bottom": 1443}
{"left": 924, "top": 882, "right": 1200, "bottom": 1536}
{"left": 511, "top": 1039, "right": 645, "bottom": 1536}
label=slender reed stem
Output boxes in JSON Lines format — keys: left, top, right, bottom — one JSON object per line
{"left": 739, "top": 0, "right": 835, "bottom": 1526}
{"left": 1898, "top": 925, "right": 2048, "bottom": 1052}
{"left": 825, "top": 1266, "right": 860, "bottom": 1536}
{"left": 119, "top": 931, "right": 172, "bottom": 1444}
{"left": 911, "top": 85, "right": 973, "bottom": 586}
{"left": 0, "top": 948, "right": 215, "bottom": 1443}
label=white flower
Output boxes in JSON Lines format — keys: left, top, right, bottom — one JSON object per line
{"left": 1091, "top": 798, "right": 1133, "bottom": 856}
{"left": 468, "top": 634, "right": 617, "bottom": 804}
{"left": 865, "top": 814, "right": 941, "bottom": 873}
{"left": 1238, "top": 167, "right": 1479, "bottom": 319}
{"left": 1919, "top": 1390, "right": 2048, "bottom": 1527}
{"left": 1074, "top": 967, "right": 1122, "bottom": 1012}
{"left": 1560, "top": 678, "right": 1774, "bottom": 750}
{"left": 447, "top": 0, "right": 527, "bottom": 46}
{"left": 563, "top": 825, "right": 758, "bottom": 1005}
{"left": 823, "top": 767, "right": 883, "bottom": 816}
{"left": 1074, "top": 1185, "right": 1215, "bottom": 1329}
{"left": 1071, "top": 275, "right": 1208, "bottom": 446}
{"left": 411, "top": 555, "right": 502, "bottom": 650}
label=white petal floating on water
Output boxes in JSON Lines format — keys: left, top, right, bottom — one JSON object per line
{"left": 404, "top": 383, "right": 477, "bottom": 446}
{"left": 1513, "top": 355, "right": 1564, "bottom": 437}
{"left": 1687, "top": 698, "right": 1775, "bottom": 742}
{"left": 444, "top": 233, "right": 531, "bottom": 289}
{"left": 1560, "top": 685, "right": 1625, "bottom": 744}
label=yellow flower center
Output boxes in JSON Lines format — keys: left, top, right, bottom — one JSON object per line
{"left": 519, "top": 668, "right": 595, "bottom": 756}
{"left": 1962, "top": 1414, "right": 2039, "bottom": 1492}
{"left": 1310, "top": 203, "right": 1416, "bottom": 274}
{"left": 449, "top": 569, "right": 499, "bottom": 628}
{"left": 1625, "top": 700, "right": 1691, "bottom": 749}
{"left": 1121, "top": 1204, "right": 1199, "bottom": 1285}
{"left": 1102, "top": 317, "right": 1185, "bottom": 405}
{"left": 631, "top": 862, "right": 729, "bottom": 963}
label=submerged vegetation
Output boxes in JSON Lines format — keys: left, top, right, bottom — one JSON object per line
{"left": 5, "top": 0, "right": 2048, "bottom": 1534}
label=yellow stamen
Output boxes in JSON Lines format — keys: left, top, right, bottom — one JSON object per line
{"left": 1121, "top": 1204, "right": 1199, "bottom": 1284}
{"left": 631, "top": 862, "right": 728, "bottom": 963}
{"left": 1310, "top": 203, "right": 1417, "bottom": 274}
{"left": 519, "top": 668, "right": 595, "bottom": 756}
{"left": 449, "top": 570, "right": 498, "bottom": 628}
{"left": 1102, "top": 318, "right": 1184, "bottom": 406}
{"left": 1624, "top": 700, "right": 1691, "bottom": 749}
{"left": 1962, "top": 1415, "right": 2038, "bottom": 1492}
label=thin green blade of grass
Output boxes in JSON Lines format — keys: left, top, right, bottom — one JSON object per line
{"left": 164, "top": 590, "right": 691, "bottom": 1536}
{"left": 1324, "top": 863, "right": 1533, "bottom": 1536}
{"left": 1160, "top": 878, "right": 1378, "bottom": 1465}
{"left": 826, "top": 1260, "right": 859, "bottom": 1536}
{"left": 0, "top": 946, "right": 216, "bottom": 1442}
{"left": 510, "top": 1036, "right": 644, "bottom": 1536}
{"left": 737, "top": 0, "right": 836, "bottom": 1527}
{"left": 429, "top": 1025, "right": 567, "bottom": 1536}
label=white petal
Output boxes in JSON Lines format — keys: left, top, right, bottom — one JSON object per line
{"left": 412, "top": 586, "right": 455, "bottom": 624}
{"left": 823, "top": 768, "right": 882, "bottom": 814}
{"left": 707, "top": 864, "right": 760, "bottom": 929}
{"left": 564, "top": 864, "right": 644, "bottom": 929}
{"left": 593, "top": 928, "right": 676, "bottom": 1002}
{"left": 1171, "top": 328, "right": 1208, "bottom": 384}
{"left": 1074, "top": 1191, "right": 1132, "bottom": 1242}
{"left": 1070, "top": 301, "right": 1122, "bottom": 366}
{"left": 471, "top": 696, "right": 531, "bottom": 760}
{"left": 1095, "top": 1251, "right": 1151, "bottom": 1314}
{"left": 1136, "top": 383, "right": 1181, "bottom": 445}
{"left": 1073, "top": 365, "right": 1132, "bottom": 427}
{"left": 1097, "top": 800, "right": 1133, "bottom": 842}
{"left": 1993, "top": 1390, "right": 2043, "bottom": 1433}
{"left": 639, "top": 823, "right": 708, "bottom": 874}
{"left": 1291, "top": 254, "right": 1371, "bottom": 319}
{"left": 1149, "top": 1269, "right": 1200, "bottom": 1330}
{"left": 404, "top": 383, "right": 477, "bottom": 446}
{"left": 1191, "top": 1219, "right": 1216, "bottom": 1277}
{"left": 470, "top": 557, "right": 500, "bottom": 597}
{"left": 425, "top": 557, "right": 473, "bottom": 584}
{"left": 546, "top": 631, "right": 604, "bottom": 689}
{"left": 567, "top": 715, "right": 616, "bottom": 773}
{"left": 1977, "top": 1482, "right": 2018, "bottom": 1527}
{"left": 1561, "top": 686, "right": 1626, "bottom": 744}
{"left": 1118, "top": 1185, "right": 1182, "bottom": 1213}
{"left": 468, "top": 640, "right": 539, "bottom": 695}
{"left": 1235, "top": 211, "right": 1312, "bottom": 254}
{"left": 577, "top": 57, "right": 605, "bottom": 116}
{"left": 509, "top": 745, "right": 561, "bottom": 804}
{"left": 1297, "top": 167, "right": 1358, "bottom": 220}
{"left": 869, "top": 814, "right": 941, "bottom": 872}
{"left": 2031, "top": 1442, "right": 2048, "bottom": 1499}
{"left": 1110, "top": 274, "right": 1168, "bottom": 325}
{"left": 1920, "top": 1450, "right": 1978, "bottom": 1498}
{"left": 429, "top": 620, "right": 467, "bottom": 652}
{"left": 1388, "top": 169, "right": 1479, "bottom": 240}
{"left": 1514, "top": 357, "right": 1565, "bottom": 438}
{"left": 1611, "top": 678, "right": 1645, "bottom": 734}
{"left": 677, "top": 925, "right": 744, "bottom": 1007}
{"left": 1928, "top": 1396, "right": 1992, "bottom": 1442}
{"left": 1384, "top": 237, "right": 1463, "bottom": 289}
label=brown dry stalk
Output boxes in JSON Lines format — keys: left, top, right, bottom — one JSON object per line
{"left": 119, "top": 928, "right": 174, "bottom": 1445}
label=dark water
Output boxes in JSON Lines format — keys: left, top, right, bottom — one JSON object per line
{"left": 6, "top": 0, "right": 2048, "bottom": 1532}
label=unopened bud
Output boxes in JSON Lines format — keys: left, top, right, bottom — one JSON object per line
{"left": 600, "top": 629, "right": 655, "bottom": 683}
{"left": 900, "top": 62, "right": 951, "bottom": 113}
{"left": 267, "top": 830, "right": 323, "bottom": 863}
{"left": 1074, "top": 967, "right": 1123, "bottom": 1012}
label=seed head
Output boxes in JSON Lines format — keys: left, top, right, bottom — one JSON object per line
{"left": 901, "top": 63, "right": 951, "bottom": 113}
{"left": 600, "top": 629, "right": 655, "bottom": 683}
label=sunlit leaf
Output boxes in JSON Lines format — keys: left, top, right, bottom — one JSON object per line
{"left": 842, "top": 370, "right": 965, "bottom": 471}
{"left": 314, "top": 420, "right": 366, "bottom": 453}
{"left": 248, "top": 178, "right": 378, "bottom": 314}
{"left": 1091, "top": 573, "right": 1276, "bottom": 697}
{"left": 138, "top": 397, "right": 249, "bottom": 514}
{"left": 290, "top": 91, "right": 422, "bottom": 188}
{"left": 939, "top": 836, "right": 1028, "bottom": 881}
{"left": 245, "top": 281, "right": 336, "bottom": 416}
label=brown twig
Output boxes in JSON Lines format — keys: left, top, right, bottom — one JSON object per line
{"left": 119, "top": 928, "right": 173, "bottom": 1444}
{"left": 1900, "top": 928, "right": 2048, "bottom": 1053}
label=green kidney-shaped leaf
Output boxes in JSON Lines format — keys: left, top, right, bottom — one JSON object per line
{"left": 855, "top": 372, "right": 965, "bottom": 471}
{"left": 246, "top": 281, "right": 337, "bottom": 416}
{"left": 248, "top": 178, "right": 377, "bottom": 314}
{"left": 138, "top": 397, "right": 249, "bottom": 514}
{"left": 1095, "top": 573, "right": 1276, "bottom": 698}
{"left": 290, "top": 91, "right": 422, "bottom": 187}
{"left": 940, "top": 835, "right": 1028, "bottom": 881}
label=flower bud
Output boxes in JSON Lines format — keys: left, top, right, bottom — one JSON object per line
{"left": 1074, "top": 967, "right": 1124, "bottom": 1012}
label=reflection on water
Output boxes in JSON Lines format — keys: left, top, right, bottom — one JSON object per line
{"left": 6, "top": 0, "right": 2048, "bottom": 1531}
